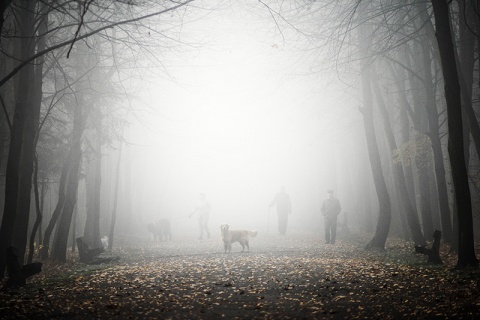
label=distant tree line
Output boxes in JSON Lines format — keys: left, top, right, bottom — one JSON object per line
{"left": 0, "top": 0, "right": 194, "bottom": 278}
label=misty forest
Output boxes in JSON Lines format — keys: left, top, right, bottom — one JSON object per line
{"left": 1, "top": 0, "right": 480, "bottom": 319}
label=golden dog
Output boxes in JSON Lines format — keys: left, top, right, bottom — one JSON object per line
{"left": 220, "top": 224, "right": 257, "bottom": 253}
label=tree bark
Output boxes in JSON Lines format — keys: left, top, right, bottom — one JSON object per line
{"left": 40, "top": 155, "right": 69, "bottom": 260}
{"left": 404, "top": 42, "right": 435, "bottom": 240}
{"left": 0, "top": 0, "right": 13, "bottom": 40}
{"left": 457, "top": 0, "right": 480, "bottom": 161}
{"left": 416, "top": 1, "right": 454, "bottom": 243}
{"left": 51, "top": 93, "right": 84, "bottom": 262}
{"left": 371, "top": 72, "right": 426, "bottom": 246}
{"left": 27, "top": 154, "right": 42, "bottom": 264}
{"left": 358, "top": 4, "right": 392, "bottom": 250}
{"left": 431, "top": 0, "right": 478, "bottom": 269}
{"left": 0, "top": 0, "right": 36, "bottom": 277}
{"left": 51, "top": 143, "right": 82, "bottom": 262}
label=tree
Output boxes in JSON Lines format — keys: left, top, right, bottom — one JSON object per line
{"left": 416, "top": 1, "right": 453, "bottom": 243}
{"left": 0, "top": 0, "right": 37, "bottom": 278}
{"left": 371, "top": 70, "right": 426, "bottom": 246}
{"left": 1, "top": 0, "right": 197, "bottom": 272}
{"left": 108, "top": 134, "right": 124, "bottom": 251}
{"left": 358, "top": 2, "right": 392, "bottom": 250}
{"left": 431, "top": 0, "right": 478, "bottom": 269}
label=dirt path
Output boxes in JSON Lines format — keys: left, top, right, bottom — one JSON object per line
{"left": 1, "top": 233, "right": 479, "bottom": 319}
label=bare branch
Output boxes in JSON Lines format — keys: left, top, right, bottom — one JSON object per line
{"left": 0, "top": 0, "right": 196, "bottom": 88}
{"left": 66, "top": 0, "right": 95, "bottom": 58}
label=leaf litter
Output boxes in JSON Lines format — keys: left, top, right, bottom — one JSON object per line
{"left": 1, "top": 232, "right": 479, "bottom": 319}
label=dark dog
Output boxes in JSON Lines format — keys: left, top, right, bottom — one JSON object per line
{"left": 147, "top": 219, "right": 172, "bottom": 242}
{"left": 220, "top": 224, "right": 257, "bottom": 253}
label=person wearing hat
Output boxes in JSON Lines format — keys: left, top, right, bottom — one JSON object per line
{"left": 321, "top": 189, "right": 341, "bottom": 244}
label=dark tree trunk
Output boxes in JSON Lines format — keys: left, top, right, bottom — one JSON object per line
{"left": 24, "top": 1, "right": 48, "bottom": 265}
{"left": 0, "top": 0, "right": 36, "bottom": 278}
{"left": 431, "top": 0, "right": 478, "bottom": 269}
{"left": 416, "top": 1, "right": 454, "bottom": 243}
{"left": 0, "top": 0, "right": 13, "bottom": 40}
{"left": 386, "top": 58, "right": 414, "bottom": 241}
{"left": 457, "top": 0, "right": 480, "bottom": 160}
{"left": 358, "top": 5, "right": 391, "bottom": 250}
{"left": 50, "top": 76, "right": 85, "bottom": 262}
{"left": 51, "top": 144, "right": 82, "bottom": 262}
{"left": 404, "top": 42, "right": 435, "bottom": 240}
{"left": 27, "top": 154, "right": 42, "bottom": 264}
{"left": 371, "top": 73, "right": 426, "bottom": 246}
{"left": 362, "top": 68, "right": 391, "bottom": 250}
{"left": 40, "top": 156, "right": 69, "bottom": 260}
{"left": 38, "top": 179, "right": 46, "bottom": 248}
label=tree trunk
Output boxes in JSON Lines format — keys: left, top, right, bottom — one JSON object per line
{"left": 51, "top": 144, "right": 82, "bottom": 262}
{"left": 416, "top": 1, "right": 454, "bottom": 243}
{"left": 108, "top": 140, "right": 123, "bottom": 251}
{"left": 404, "top": 41, "right": 435, "bottom": 240}
{"left": 40, "top": 156, "right": 69, "bottom": 260}
{"left": 0, "top": 0, "right": 36, "bottom": 277}
{"left": 0, "top": 0, "right": 13, "bottom": 39}
{"left": 84, "top": 108, "right": 102, "bottom": 249}
{"left": 24, "top": 1, "right": 48, "bottom": 265}
{"left": 371, "top": 72, "right": 426, "bottom": 246}
{"left": 38, "top": 178, "right": 46, "bottom": 248}
{"left": 358, "top": 4, "right": 392, "bottom": 250}
{"left": 457, "top": 0, "right": 480, "bottom": 160}
{"left": 50, "top": 69, "right": 85, "bottom": 262}
{"left": 431, "top": 0, "right": 478, "bottom": 269}
{"left": 395, "top": 62, "right": 417, "bottom": 210}
{"left": 27, "top": 154, "right": 42, "bottom": 264}
{"left": 71, "top": 198, "right": 77, "bottom": 253}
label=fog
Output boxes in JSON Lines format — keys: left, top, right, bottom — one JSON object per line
{"left": 117, "top": 3, "right": 361, "bottom": 238}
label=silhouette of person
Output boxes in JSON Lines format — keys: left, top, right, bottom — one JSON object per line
{"left": 269, "top": 186, "right": 292, "bottom": 235}
{"left": 321, "top": 189, "right": 341, "bottom": 244}
{"left": 189, "top": 193, "right": 211, "bottom": 240}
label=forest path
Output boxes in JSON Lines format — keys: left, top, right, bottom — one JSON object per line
{"left": 1, "top": 232, "right": 479, "bottom": 319}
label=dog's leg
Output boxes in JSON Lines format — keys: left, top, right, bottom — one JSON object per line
{"left": 245, "top": 240, "right": 249, "bottom": 252}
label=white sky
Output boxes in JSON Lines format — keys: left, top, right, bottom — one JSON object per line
{"left": 121, "top": 1, "right": 361, "bottom": 235}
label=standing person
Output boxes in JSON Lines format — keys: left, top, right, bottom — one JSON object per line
{"left": 321, "top": 189, "right": 341, "bottom": 244}
{"left": 269, "top": 186, "right": 292, "bottom": 235}
{"left": 189, "top": 193, "right": 211, "bottom": 240}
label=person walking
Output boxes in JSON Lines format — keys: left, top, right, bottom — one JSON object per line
{"left": 321, "top": 189, "right": 341, "bottom": 244}
{"left": 269, "top": 186, "right": 292, "bottom": 235}
{"left": 189, "top": 193, "right": 211, "bottom": 240}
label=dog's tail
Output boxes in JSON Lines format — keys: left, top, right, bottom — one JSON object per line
{"left": 248, "top": 230, "right": 258, "bottom": 237}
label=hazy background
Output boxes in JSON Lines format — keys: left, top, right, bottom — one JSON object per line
{"left": 109, "top": 2, "right": 363, "bottom": 238}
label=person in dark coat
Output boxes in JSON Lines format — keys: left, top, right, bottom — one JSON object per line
{"left": 269, "top": 186, "right": 292, "bottom": 235}
{"left": 321, "top": 189, "right": 341, "bottom": 244}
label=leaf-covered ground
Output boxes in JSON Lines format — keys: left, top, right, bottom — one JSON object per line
{"left": 1, "top": 232, "right": 480, "bottom": 319}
